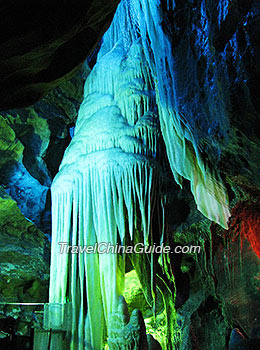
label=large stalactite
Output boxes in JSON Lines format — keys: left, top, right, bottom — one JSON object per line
{"left": 49, "top": 0, "right": 231, "bottom": 349}
{"left": 50, "top": 2, "right": 160, "bottom": 348}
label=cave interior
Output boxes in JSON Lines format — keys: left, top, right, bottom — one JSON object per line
{"left": 0, "top": 0, "right": 260, "bottom": 349}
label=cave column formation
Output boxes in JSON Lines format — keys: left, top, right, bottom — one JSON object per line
{"left": 49, "top": 0, "right": 230, "bottom": 349}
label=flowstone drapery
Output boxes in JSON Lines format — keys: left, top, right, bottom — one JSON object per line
{"left": 49, "top": 3, "right": 160, "bottom": 349}
{"left": 49, "top": 0, "right": 230, "bottom": 349}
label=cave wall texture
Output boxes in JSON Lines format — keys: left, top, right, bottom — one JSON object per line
{"left": 0, "top": 0, "right": 260, "bottom": 349}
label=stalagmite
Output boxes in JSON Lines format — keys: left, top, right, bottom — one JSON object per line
{"left": 49, "top": 0, "right": 230, "bottom": 349}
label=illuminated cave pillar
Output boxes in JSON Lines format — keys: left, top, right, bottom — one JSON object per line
{"left": 49, "top": 2, "right": 159, "bottom": 348}
{"left": 49, "top": 0, "right": 230, "bottom": 349}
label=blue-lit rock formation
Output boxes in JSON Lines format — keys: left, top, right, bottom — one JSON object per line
{"left": 48, "top": 0, "right": 256, "bottom": 349}
{"left": 0, "top": 0, "right": 259, "bottom": 349}
{"left": 49, "top": 1, "right": 161, "bottom": 348}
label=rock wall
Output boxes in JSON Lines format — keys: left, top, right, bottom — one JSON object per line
{"left": 0, "top": 69, "right": 86, "bottom": 342}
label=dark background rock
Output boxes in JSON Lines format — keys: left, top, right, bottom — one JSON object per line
{"left": 0, "top": 0, "right": 120, "bottom": 110}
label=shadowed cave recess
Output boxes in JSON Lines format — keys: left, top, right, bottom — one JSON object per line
{"left": 0, "top": 0, "right": 260, "bottom": 349}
